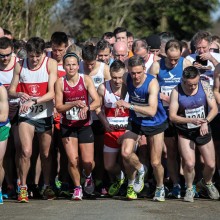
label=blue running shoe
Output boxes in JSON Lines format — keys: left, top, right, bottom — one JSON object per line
{"left": 168, "top": 184, "right": 181, "bottom": 199}
{"left": 0, "top": 191, "right": 3, "bottom": 204}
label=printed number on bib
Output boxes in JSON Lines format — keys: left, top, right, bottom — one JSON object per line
{"left": 161, "top": 85, "right": 175, "bottom": 106}
{"left": 108, "top": 117, "right": 128, "bottom": 130}
{"left": 185, "top": 106, "right": 205, "bottom": 129}
{"left": 66, "top": 101, "right": 86, "bottom": 121}
{"left": 30, "top": 105, "right": 44, "bottom": 114}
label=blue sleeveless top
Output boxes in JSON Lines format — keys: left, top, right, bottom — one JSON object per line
{"left": 176, "top": 81, "right": 208, "bottom": 130}
{"left": 127, "top": 74, "right": 167, "bottom": 126}
{"left": 0, "top": 83, "right": 9, "bottom": 127}
{"left": 158, "top": 57, "right": 184, "bottom": 109}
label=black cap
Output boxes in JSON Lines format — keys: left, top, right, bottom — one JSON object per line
{"left": 145, "top": 34, "right": 161, "bottom": 49}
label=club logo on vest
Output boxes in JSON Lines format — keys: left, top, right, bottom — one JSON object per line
{"left": 29, "top": 84, "right": 40, "bottom": 96}
{"left": 78, "top": 84, "right": 83, "bottom": 91}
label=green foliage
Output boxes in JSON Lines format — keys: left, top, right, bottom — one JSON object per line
{"left": 58, "top": 0, "right": 219, "bottom": 41}
{"left": 0, "top": 0, "right": 58, "bottom": 40}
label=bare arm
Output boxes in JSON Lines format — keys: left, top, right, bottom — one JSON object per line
{"left": 0, "top": 85, "right": 9, "bottom": 122}
{"left": 85, "top": 75, "right": 100, "bottom": 111}
{"left": 183, "top": 58, "right": 192, "bottom": 69}
{"left": 55, "top": 78, "right": 86, "bottom": 113}
{"left": 95, "top": 83, "right": 113, "bottom": 132}
{"left": 213, "top": 64, "right": 220, "bottom": 104}
{"left": 35, "top": 58, "right": 58, "bottom": 104}
{"left": 104, "top": 64, "right": 111, "bottom": 81}
{"left": 148, "top": 61, "right": 160, "bottom": 77}
{"left": 169, "top": 87, "right": 206, "bottom": 125}
{"left": 201, "top": 80, "right": 218, "bottom": 123}
{"left": 116, "top": 78, "right": 159, "bottom": 117}
{"left": 8, "top": 61, "right": 30, "bottom": 102}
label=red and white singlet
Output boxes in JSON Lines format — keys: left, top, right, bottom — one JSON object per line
{"left": 19, "top": 56, "right": 53, "bottom": 119}
{"left": 104, "top": 81, "right": 129, "bottom": 148}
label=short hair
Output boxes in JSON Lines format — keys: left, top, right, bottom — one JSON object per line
{"left": 3, "top": 28, "right": 12, "bottom": 36}
{"left": 128, "top": 55, "right": 145, "bottom": 68}
{"left": 127, "top": 32, "right": 134, "bottom": 38}
{"left": 96, "top": 40, "right": 112, "bottom": 53}
{"left": 102, "top": 32, "right": 115, "bottom": 39}
{"left": 45, "top": 41, "right": 52, "bottom": 49}
{"left": 110, "top": 60, "right": 125, "bottom": 73}
{"left": 114, "top": 27, "right": 127, "bottom": 37}
{"left": 13, "top": 39, "right": 26, "bottom": 53}
{"left": 85, "top": 37, "right": 100, "bottom": 46}
{"left": 192, "top": 31, "right": 212, "bottom": 46}
{"left": 26, "top": 37, "right": 45, "bottom": 54}
{"left": 159, "top": 32, "right": 175, "bottom": 43}
{"left": 0, "top": 37, "right": 13, "bottom": 49}
{"left": 63, "top": 52, "right": 80, "bottom": 65}
{"left": 51, "top": 31, "right": 68, "bottom": 47}
{"left": 132, "top": 39, "right": 148, "bottom": 54}
{"left": 82, "top": 44, "right": 97, "bottom": 61}
{"left": 182, "top": 66, "right": 200, "bottom": 79}
{"left": 66, "top": 44, "right": 82, "bottom": 60}
{"left": 165, "top": 39, "right": 182, "bottom": 54}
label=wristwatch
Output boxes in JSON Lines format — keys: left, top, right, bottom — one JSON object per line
{"left": 32, "top": 98, "right": 38, "bottom": 105}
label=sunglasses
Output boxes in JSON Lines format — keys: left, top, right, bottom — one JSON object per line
{"left": 0, "top": 52, "right": 12, "bottom": 58}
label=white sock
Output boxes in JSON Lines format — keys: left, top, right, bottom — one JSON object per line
{"left": 128, "top": 179, "right": 135, "bottom": 186}
{"left": 138, "top": 164, "right": 144, "bottom": 173}
{"left": 117, "top": 170, "right": 124, "bottom": 180}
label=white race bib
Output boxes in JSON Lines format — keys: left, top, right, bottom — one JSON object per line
{"left": 185, "top": 105, "right": 205, "bottom": 129}
{"left": 19, "top": 100, "right": 53, "bottom": 119}
{"left": 161, "top": 85, "right": 176, "bottom": 106}
{"left": 65, "top": 101, "right": 86, "bottom": 121}
{"left": 107, "top": 116, "right": 128, "bottom": 130}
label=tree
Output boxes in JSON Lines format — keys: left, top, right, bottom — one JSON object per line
{"left": 0, "top": 0, "right": 58, "bottom": 40}
{"left": 56, "top": 0, "right": 219, "bottom": 41}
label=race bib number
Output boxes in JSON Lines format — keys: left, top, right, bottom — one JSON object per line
{"left": 161, "top": 85, "right": 176, "bottom": 106}
{"left": 185, "top": 105, "right": 205, "bottom": 129}
{"left": 29, "top": 104, "right": 44, "bottom": 114}
{"left": 107, "top": 117, "right": 128, "bottom": 130}
{"left": 65, "top": 101, "right": 86, "bottom": 121}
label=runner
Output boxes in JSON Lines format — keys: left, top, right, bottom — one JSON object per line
{"left": 0, "top": 83, "right": 10, "bottom": 204}
{"left": 9, "top": 37, "right": 58, "bottom": 202}
{"left": 169, "top": 66, "right": 219, "bottom": 202}
{"left": 79, "top": 44, "right": 111, "bottom": 195}
{"left": 55, "top": 52, "right": 100, "bottom": 200}
{"left": 150, "top": 39, "right": 191, "bottom": 198}
{"left": 116, "top": 55, "right": 168, "bottom": 201}
{"left": 96, "top": 60, "right": 129, "bottom": 196}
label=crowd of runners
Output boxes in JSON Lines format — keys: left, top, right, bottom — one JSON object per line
{"left": 0, "top": 26, "right": 220, "bottom": 204}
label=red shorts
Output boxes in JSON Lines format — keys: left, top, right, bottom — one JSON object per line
{"left": 104, "top": 130, "right": 125, "bottom": 148}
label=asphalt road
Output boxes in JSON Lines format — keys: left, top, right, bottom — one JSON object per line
{"left": 0, "top": 197, "right": 219, "bottom": 220}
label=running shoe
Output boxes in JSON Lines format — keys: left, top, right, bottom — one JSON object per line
{"left": 58, "top": 183, "right": 70, "bottom": 198}
{"left": 18, "top": 186, "right": 29, "bottom": 203}
{"left": 55, "top": 177, "right": 62, "bottom": 190}
{"left": 126, "top": 185, "right": 137, "bottom": 200}
{"left": 43, "top": 186, "right": 56, "bottom": 200}
{"left": 184, "top": 187, "right": 195, "bottom": 202}
{"left": 197, "top": 179, "right": 219, "bottom": 200}
{"left": 0, "top": 191, "right": 3, "bottom": 204}
{"left": 84, "top": 176, "right": 95, "bottom": 195}
{"left": 168, "top": 184, "right": 181, "bottom": 199}
{"left": 108, "top": 178, "right": 125, "bottom": 196}
{"left": 153, "top": 186, "right": 165, "bottom": 202}
{"left": 72, "top": 187, "right": 83, "bottom": 201}
{"left": 133, "top": 169, "right": 146, "bottom": 193}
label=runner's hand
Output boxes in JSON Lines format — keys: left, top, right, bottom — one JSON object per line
{"left": 200, "top": 122, "right": 209, "bottom": 136}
